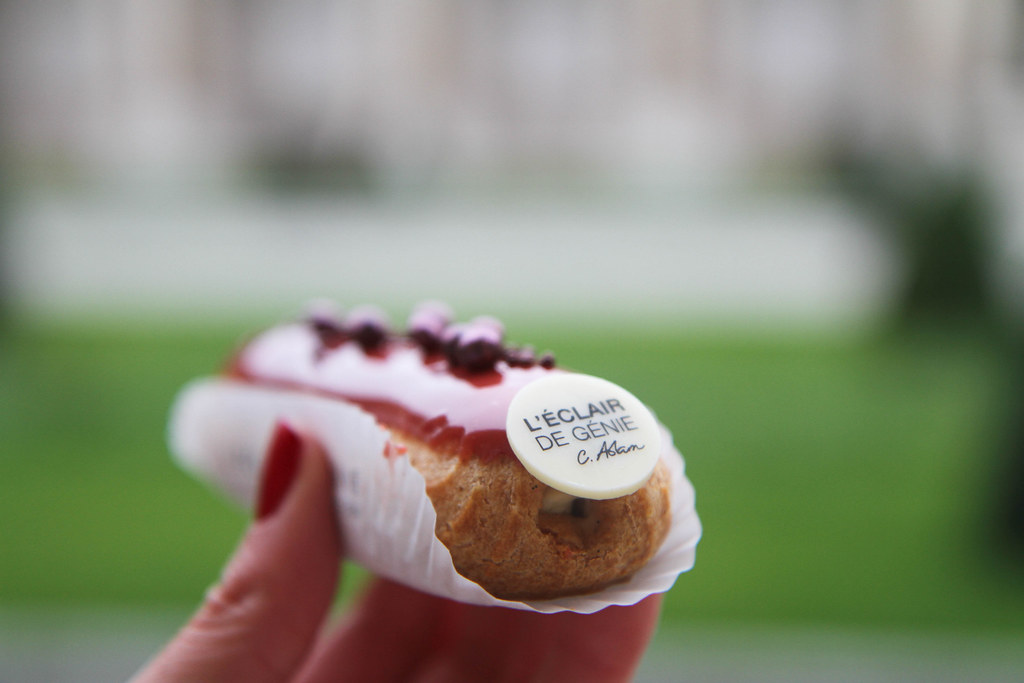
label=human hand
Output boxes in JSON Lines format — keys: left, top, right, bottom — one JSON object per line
{"left": 132, "top": 424, "right": 663, "bottom": 683}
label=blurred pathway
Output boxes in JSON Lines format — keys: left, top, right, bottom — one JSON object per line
{"left": 2, "top": 609, "right": 1023, "bottom": 683}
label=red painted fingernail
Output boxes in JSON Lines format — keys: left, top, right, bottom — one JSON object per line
{"left": 256, "top": 422, "right": 303, "bottom": 520}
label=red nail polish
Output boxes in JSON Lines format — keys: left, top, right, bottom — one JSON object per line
{"left": 256, "top": 422, "right": 303, "bottom": 520}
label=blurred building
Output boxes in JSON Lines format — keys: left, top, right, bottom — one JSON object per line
{"left": 2, "top": 0, "right": 1021, "bottom": 185}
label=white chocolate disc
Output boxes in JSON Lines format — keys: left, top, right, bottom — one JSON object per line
{"left": 505, "top": 374, "right": 662, "bottom": 500}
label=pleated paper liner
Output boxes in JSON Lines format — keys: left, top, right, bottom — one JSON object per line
{"left": 169, "top": 379, "right": 701, "bottom": 614}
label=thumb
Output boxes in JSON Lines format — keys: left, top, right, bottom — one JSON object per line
{"left": 134, "top": 423, "right": 342, "bottom": 683}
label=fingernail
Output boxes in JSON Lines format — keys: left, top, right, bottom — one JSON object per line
{"left": 256, "top": 422, "right": 303, "bottom": 520}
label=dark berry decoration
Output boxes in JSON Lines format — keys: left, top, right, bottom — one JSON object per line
{"left": 304, "top": 300, "right": 552, "bottom": 375}
{"left": 407, "top": 301, "right": 453, "bottom": 353}
{"left": 453, "top": 338, "right": 503, "bottom": 372}
{"left": 311, "top": 319, "right": 347, "bottom": 348}
{"left": 306, "top": 300, "right": 347, "bottom": 348}
{"left": 346, "top": 305, "right": 390, "bottom": 352}
{"left": 445, "top": 317, "right": 504, "bottom": 372}
{"left": 504, "top": 346, "right": 536, "bottom": 368}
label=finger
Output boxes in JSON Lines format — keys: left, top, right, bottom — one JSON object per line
{"left": 534, "top": 594, "right": 663, "bottom": 682}
{"left": 132, "top": 423, "right": 342, "bottom": 683}
{"left": 295, "top": 578, "right": 455, "bottom": 683}
{"left": 415, "top": 593, "right": 663, "bottom": 683}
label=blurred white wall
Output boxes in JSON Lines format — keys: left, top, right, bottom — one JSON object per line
{"left": 8, "top": 191, "right": 895, "bottom": 327}
{"left": 3, "top": 0, "right": 1019, "bottom": 182}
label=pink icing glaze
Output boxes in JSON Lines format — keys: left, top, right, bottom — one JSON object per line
{"left": 227, "top": 324, "right": 560, "bottom": 461}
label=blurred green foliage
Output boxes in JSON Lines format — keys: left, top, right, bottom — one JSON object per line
{"left": 832, "top": 157, "right": 996, "bottom": 327}
{"left": 1, "top": 320, "right": 1022, "bottom": 633}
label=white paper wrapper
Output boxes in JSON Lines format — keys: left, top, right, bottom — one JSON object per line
{"left": 169, "top": 378, "right": 701, "bottom": 613}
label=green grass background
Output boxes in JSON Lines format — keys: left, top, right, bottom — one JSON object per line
{"left": 2, "top": 319, "right": 1023, "bottom": 634}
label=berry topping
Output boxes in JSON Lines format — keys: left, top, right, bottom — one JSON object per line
{"left": 303, "top": 300, "right": 555, "bottom": 373}
{"left": 451, "top": 337, "right": 504, "bottom": 372}
{"left": 444, "top": 317, "right": 504, "bottom": 372}
{"left": 407, "top": 301, "right": 454, "bottom": 353}
{"left": 504, "top": 346, "right": 537, "bottom": 368}
{"left": 346, "top": 305, "right": 390, "bottom": 351}
{"left": 306, "top": 300, "right": 347, "bottom": 348}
